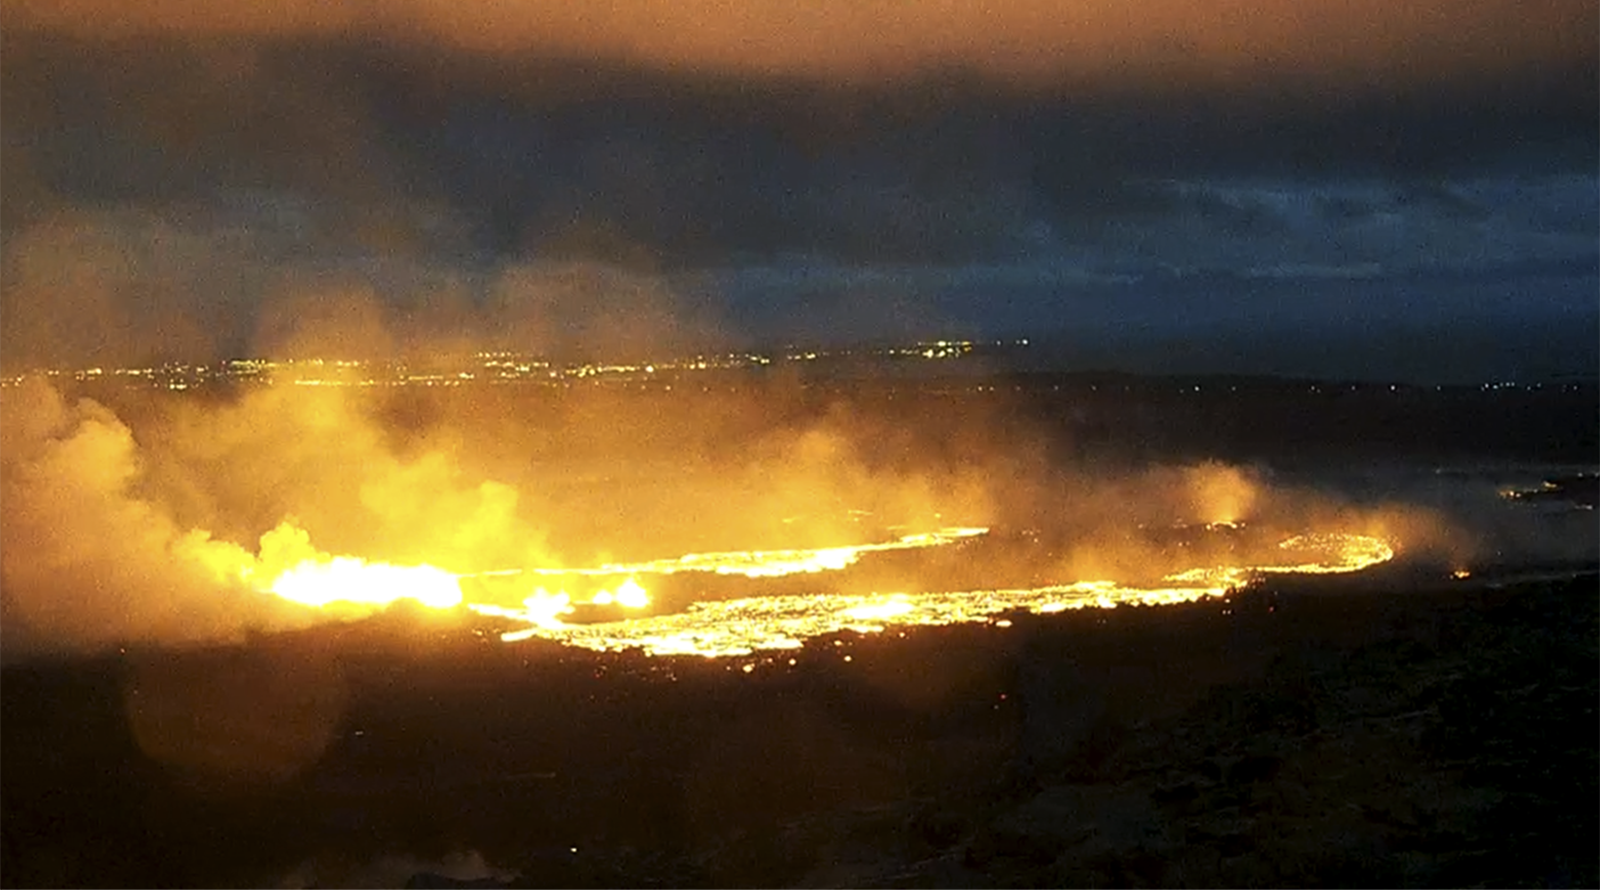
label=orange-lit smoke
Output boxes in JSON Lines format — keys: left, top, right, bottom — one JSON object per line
{"left": 0, "top": 216, "right": 723, "bottom": 377}
{"left": 0, "top": 370, "right": 574, "bottom": 654}
{"left": 0, "top": 350, "right": 1012, "bottom": 655}
{"left": 4, "top": 0, "right": 1592, "bottom": 87}
{"left": 0, "top": 253, "right": 1468, "bottom": 658}
{"left": 0, "top": 379, "right": 312, "bottom": 652}
{"left": 2, "top": 343, "right": 1463, "bottom": 660}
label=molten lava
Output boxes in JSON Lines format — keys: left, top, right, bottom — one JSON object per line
{"left": 266, "top": 558, "right": 463, "bottom": 610}
{"left": 462, "top": 529, "right": 1395, "bottom": 656}
{"left": 511, "top": 526, "right": 989, "bottom": 578}
{"left": 227, "top": 522, "right": 1394, "bottom": 658}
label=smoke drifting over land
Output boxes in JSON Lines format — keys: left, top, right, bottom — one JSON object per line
{"left": 0, "top": 210, "right": 1482, "bottom": 657}
{"left": 3, "top": 0, "right": 1583, "bottom": 656}
{"left": 0, "top": 339, "right": 1463, "bottom": 659}
{"left": 0, "top": 214, "right": 725, "bottom": 374}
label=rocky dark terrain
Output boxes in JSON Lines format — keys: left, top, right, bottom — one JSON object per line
{"left": 5, "top": 375, "right": 1595, "bottom": 888}
{"left": 3, "top": 570, "right": 1595, "bottom": 888}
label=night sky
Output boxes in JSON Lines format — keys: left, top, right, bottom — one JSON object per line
{"left": 3, "top": 0, "right": 1596, "bottom": 382}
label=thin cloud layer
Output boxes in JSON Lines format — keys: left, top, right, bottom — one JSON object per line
{"left": 7, "top": 0, "right": 1594, "bottom": 86}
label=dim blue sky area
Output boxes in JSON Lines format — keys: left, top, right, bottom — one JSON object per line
{"left": 2, "top": 0, "right": 1595, "bottom": 382}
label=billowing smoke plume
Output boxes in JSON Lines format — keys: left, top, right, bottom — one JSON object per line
{"left": 0, "top": 7, "right": 1515, "bottom": 657}
{"left": 0, "top": 213, "right": 723, "bottom": 377}
{"left": 0, "top": 340, "right": 1010, "bottom": 656}
{"left": 2, "top": 329, "right": 1467, "bottom": 660}
{"left": 0, "top": 378, "right": 316, "bottom": 654}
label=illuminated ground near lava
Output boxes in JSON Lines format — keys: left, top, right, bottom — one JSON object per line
{"left": 249, "top": 526, "right": 1395, "bottom": 657}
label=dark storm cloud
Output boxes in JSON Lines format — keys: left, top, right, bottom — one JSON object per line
{"left": 1, "top": 0, "right": 1594, "bottom": 376}
{"left": 7, "top": 32, "right": 1591, "bottom": 258}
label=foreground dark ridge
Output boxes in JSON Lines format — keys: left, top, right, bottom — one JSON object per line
{"left": 3, "top": 573, "right": 1595, "bottom": 888}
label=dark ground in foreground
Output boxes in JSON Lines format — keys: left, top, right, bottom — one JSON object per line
{"left": 3, "top": 571, "right": 1596, "bottom": 889}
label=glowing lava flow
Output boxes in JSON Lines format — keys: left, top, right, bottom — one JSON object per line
{"left": 1164, "top": 533, "right": 1397, "bottom": 588}
{"left": 481, "top": 582, "right": 1231, "bottom": 658}
{"left": 214, "top": 521, "right": 471, "bottom": 613}
{"left": 465, "top": 579, "right": 653, "bottom": 629}
{"left": 469, "top": 531, "right": 1397, "bottom": 657}
{"left": 490, "top": 527, "right": 990, "bottom": 579}
{"left": 236, "top": 524, "right": 1393, "bottom": 657}
{"left": 267, "top": 558, "right": 464, "bottom": 609}
{"left": 239, "top": 526, "right": 987, "bottom": 617}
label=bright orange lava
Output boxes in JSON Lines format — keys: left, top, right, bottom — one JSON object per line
{"left": 233, "top": 525, "right": 1396, "bottom": 657}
